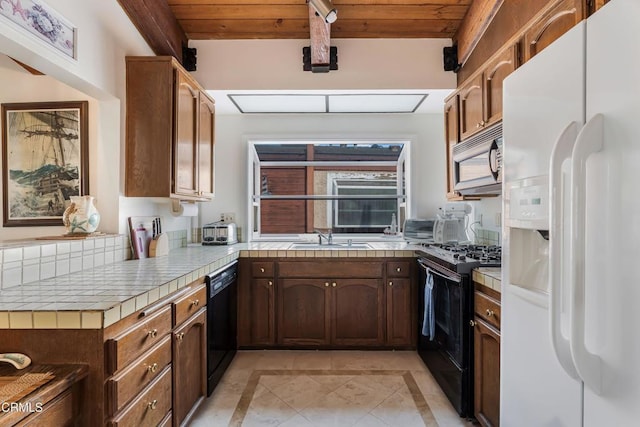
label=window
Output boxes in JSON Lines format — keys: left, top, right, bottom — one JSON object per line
{"left": 248, "top": 141, "right": 410, "bottom": 240}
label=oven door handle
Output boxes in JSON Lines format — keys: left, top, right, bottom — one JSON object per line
{"left": 417, "top": 258, "right": 462, "bottom": 284}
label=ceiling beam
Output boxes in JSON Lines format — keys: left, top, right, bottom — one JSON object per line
{"left": 117, "top": 0, "right": 188, "bottom": 63}
{"left": 309, "top": 4, "right": 331, "bottom": 70}
{"left": 455, "top": 0, "right": 504, "bottom": 67}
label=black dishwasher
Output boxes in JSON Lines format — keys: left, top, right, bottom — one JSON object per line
{"left": 205, "top": 260, "right": 238, "bottom": 396}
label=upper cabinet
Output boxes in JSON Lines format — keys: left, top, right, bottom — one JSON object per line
{"left": 444, "top": 94, "right": 461, "bottom": 200}
{"left": 125, "top": 56, "right": 215, "bottom": 201}
{"left": 523, "top": 0, "right": 585, "bottom": 62}
{"left": 459, "top": 74, "right": 485, "bottom": 141}
{"left": 483, "top": 43, "right": 518, "bottom": 126}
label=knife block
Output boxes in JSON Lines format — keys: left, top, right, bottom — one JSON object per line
{"left": 149, "top": 233, "right": 169, "bottom": 257}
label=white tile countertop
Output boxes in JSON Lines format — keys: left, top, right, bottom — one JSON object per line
{"left": 472, "top": 267, "right": 502, "bottom": 293}
{"left": 0, "top": 241, "right": 419, "bottom": 330}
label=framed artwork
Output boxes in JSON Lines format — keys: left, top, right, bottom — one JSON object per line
{"left": 0, "top": 0, "right": 77, "bottom": 59}
{"left": 2, "top": 101, "right": 89, "bottom": 226}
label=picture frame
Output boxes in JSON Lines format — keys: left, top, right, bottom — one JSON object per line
{"left": 0, "top": 0, "right": 77, "bottom": 59}
{"left": 2, "top": 101, "right": 89, "bottom": 227}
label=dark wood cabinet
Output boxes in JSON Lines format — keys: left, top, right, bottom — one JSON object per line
{"left": 523, "top": 0, "right": 585, "bottom": 62}
{"left": 240, "top": 257, "right": 414, "bottom": 349}
{"left": 473, "top": 280, "right": 501, "bottom": 427}
{"left": 331, "top": 278, "right": 384, "bottom": 346}
{"left": 125, "top": 56, "right": 215, "bottom": 201}
{"left": 279, "top": 279, "right": 331, "bottom": 346}
{"left": 172, "top": 308, "right": 207, "bottom": 427}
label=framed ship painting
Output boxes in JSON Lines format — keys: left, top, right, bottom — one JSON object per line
{"left": 2, "top": 101, "right": 88, "bottom": 226}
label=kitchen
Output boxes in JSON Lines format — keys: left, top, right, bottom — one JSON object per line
{"left": 0, "top": 0, "right": 637, "bottom": 426}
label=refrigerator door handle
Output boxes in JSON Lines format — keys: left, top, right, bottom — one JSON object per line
{"left": 549, "top": 121, "right": 581, "bottom": 379}
{"left": 570, "top": 113, "right": 604, "bottom": 394}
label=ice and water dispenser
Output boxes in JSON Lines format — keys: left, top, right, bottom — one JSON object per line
{"left": 505, "top": 175, "right": 552, "bottom": 296}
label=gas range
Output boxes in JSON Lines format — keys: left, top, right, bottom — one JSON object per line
{"left": 416, "top": 243, "right": 502, "bottom": 274}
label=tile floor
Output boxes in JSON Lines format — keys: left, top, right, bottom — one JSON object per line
{"left": 190, "top": 350, "right": 475, "bottom": 426}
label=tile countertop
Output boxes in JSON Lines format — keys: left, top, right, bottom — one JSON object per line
{"left": 472, "top": 267, "right": 502, "bottom": 294}
{"left": 0, "top": 241, "right": 418, "bottom": 330}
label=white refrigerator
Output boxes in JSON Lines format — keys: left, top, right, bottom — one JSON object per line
{"left": 501, "top": 0, "right": 640, "bottom": 425}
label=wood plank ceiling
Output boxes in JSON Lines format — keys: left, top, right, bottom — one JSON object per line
{"left": 167, "top": 0, "right": 473, "bottom": 40}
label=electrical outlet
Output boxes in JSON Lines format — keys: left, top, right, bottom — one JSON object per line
{"left": 221, "top": 212, "right": 236, "bottom": 223}
{"left": 477, "top": 214, "right": 483, "bottom": 227}
{"left": 495, "top": 212, "right": 502, "bottom": 227}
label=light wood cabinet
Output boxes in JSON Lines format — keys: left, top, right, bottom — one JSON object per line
{"left": 459, "top": 74, "right": 485, "bottom": 141}
{"left": 473, "top": 281, "right": 501, "bottom": 427}
{"left": 444, "top": 94, "right": 461, "bottom": 200}
{"left": 523, "top": 0, "right": 585, "bottom": 62}
{"left": 125, "top": 56, "right": 215, "bottom": 201}
{"left": 483, "top": 43, "right": 518, "bottom": 126}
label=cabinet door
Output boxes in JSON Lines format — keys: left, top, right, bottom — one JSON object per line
{"left": 173, "top": 309, "right": 207, "bottom": 427}
{"left": 278, "top": 279, "right": 330, "bottom": 346}
{"left": 523, "top": 0, "right": 585, "bottom": 62}
{"left": 459, "top": 74, "right": 485, "bottom": 140}
{"left": 332, "top": 279, "right": 384, "bottom": 346}
{"left": 250, "top": 278, "right": 276, "bottom": 345}
{"left": 444, "top": 94, "right": 461, "bottom": 200}
{"left": 174, "top": 71, "right": 198, "bottom": 197}
{"left": 197, "top": 93, "right": 214, "bottom": 198}
{"left": 474, "top": 317, "right": 501, "bottom": 427}
{"left": 483, "top": 43, "right": 518, "bottom": 127}
{"left": 386, "top": 278, "right": 412, "bottom": 346}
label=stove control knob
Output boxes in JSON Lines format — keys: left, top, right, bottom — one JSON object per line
{"left": 458, "top": 255, "right": 466, "bottom": 261}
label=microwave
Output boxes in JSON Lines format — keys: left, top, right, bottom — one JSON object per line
{"left": 453, "top": 123, "right": 503, "bottom": 195}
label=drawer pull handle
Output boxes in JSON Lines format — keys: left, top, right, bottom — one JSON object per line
{"left": 486, "top": 309, "right": 495, "bottom": 317}
{"left": 147, "top": 363, "right": 158, "bottom": 373}
{"left": 389, "top": 281, "right": 393, "bottom": 286}
{"left": 176, "top": 332, "right": 185, "bottom": 341}
{"left": 268, "top": 281, "right": 273, "bottom": 286}
{"left": 332, "top": 282, "right": 337, "bottom": 287}
{"left": 396, "top": 267, "right": 401, "bottom": 272}
{"left": 148, "top": 399, "right": 158, "bottom": 410}
{"left": 260, "top": 268, "right": 265, "bottom": 273}
{"left": 325, "top": 282, "right": 329, "bottom": 287}
{"left": 147, "top": 329, "right": 158, "bottom": 338}
{"left": 191, "top": 299, "right": 200, "bottom": 307}
{"left": 469, "top": 320, "right": 476, "bottom": 327}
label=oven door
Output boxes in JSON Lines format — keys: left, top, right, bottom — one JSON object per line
{"left": 417, "top": 257, "right": 473, "bottom": 417}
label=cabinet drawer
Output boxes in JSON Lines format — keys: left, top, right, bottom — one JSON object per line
{"left": 174, "top": 284, "right": 206, "bottom": 326}
{"left": 387, "top": 261, "right": 411, "bottom": 278}
{"left": 109, "top": 365, "right": 172, "bottom": 427}
{"left": 279, "top": 261, "right": 383, "bottom": 278}
{"left": 107, "top": 335, "right": 172, "bottom": 414}
{"left": 106, "top": 305, "right": 172, "bottom": 375}
{"left": 16, "top": 388, "right": 73, "bottom": 427}
{"left": 475, "top": 291, "right": 501, "bottom": 330}
{"left": 252, "top": 262, "right": 274, "bottom": 277}
{"left": 158, "top": 411, "right": 172, "bottom": 427}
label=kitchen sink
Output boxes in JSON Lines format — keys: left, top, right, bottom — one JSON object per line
{"left": 288, "top": 242, "right": 372, "bottom": 250}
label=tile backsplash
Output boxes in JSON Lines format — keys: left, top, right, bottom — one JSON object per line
{"left": 0, "top": 230, "right": 188, "bottom": 290}
{"left": 474, "top": 228, "right": 501, "bottom": 246}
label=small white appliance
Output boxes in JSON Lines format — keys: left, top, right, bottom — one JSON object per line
{"left": 433, "top": 203, "right": 470, "bottom": 244}
{"left": 501, "top": 1, "right": 640, "bottom": 425}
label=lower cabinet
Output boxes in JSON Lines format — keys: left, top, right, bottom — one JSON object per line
{"left": 172, "top": 308, "right": 207, "bottom": 427}
{"left": 473, "top": 280, "right": 501, "bottom": 427}
{"left": 240, "top": 258, "right": 414, "bottom": 349}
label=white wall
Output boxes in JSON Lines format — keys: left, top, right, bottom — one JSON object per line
{"left": 191, "top": 38, "right": 455, "bottom": 91}
{"left": 199, "top": 112, "right": 448, "bottom": 240}
{"left": 0, "top": 0, "right": 168, "bottom": 239}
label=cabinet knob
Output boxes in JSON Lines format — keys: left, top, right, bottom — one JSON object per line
{"left": 469, "top": 320, "right": 476, "bottom": 327}
{"left": 147, "top": 329, "right": 158, "bottom": 338}
{"left": 268, "top": 281, "right": 273, "bottom": 286}
{"left": 396, "top": 267, "right": 401, "bottom": 272}
{"left": 176, "top": 332, "right": 185, "bottom": 341}
{"left": 476, "top": 123, "right": 481, "bottom": 129}
{"left": 332, "top": 282, "right": 337, "bottom": 287}
{"left": 260, "top": 268, "right": 265, "bottom": 273}
{"left": 147, "top": 363, "right": 158, "bottom": 373}
{"left": 481, "top": 120, "right": 486, "bottom": 126}
{"left": 148, "top": 399, "right": 158, "bottom": 410}
{"left": 486, "top": 309, "right": 495, "bottom": 317}
{"left": 191, "top": 299, "right": 199, "bottom": 307}
{"left": 325, "top": 282, "right": 329, "bottom": 287}
{"left": 388, "top": 281, "right": 393, "bottom": 286}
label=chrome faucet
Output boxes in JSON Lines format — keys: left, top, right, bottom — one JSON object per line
{"left": 315, "top": 229, "right": 333, "bottom": 245}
